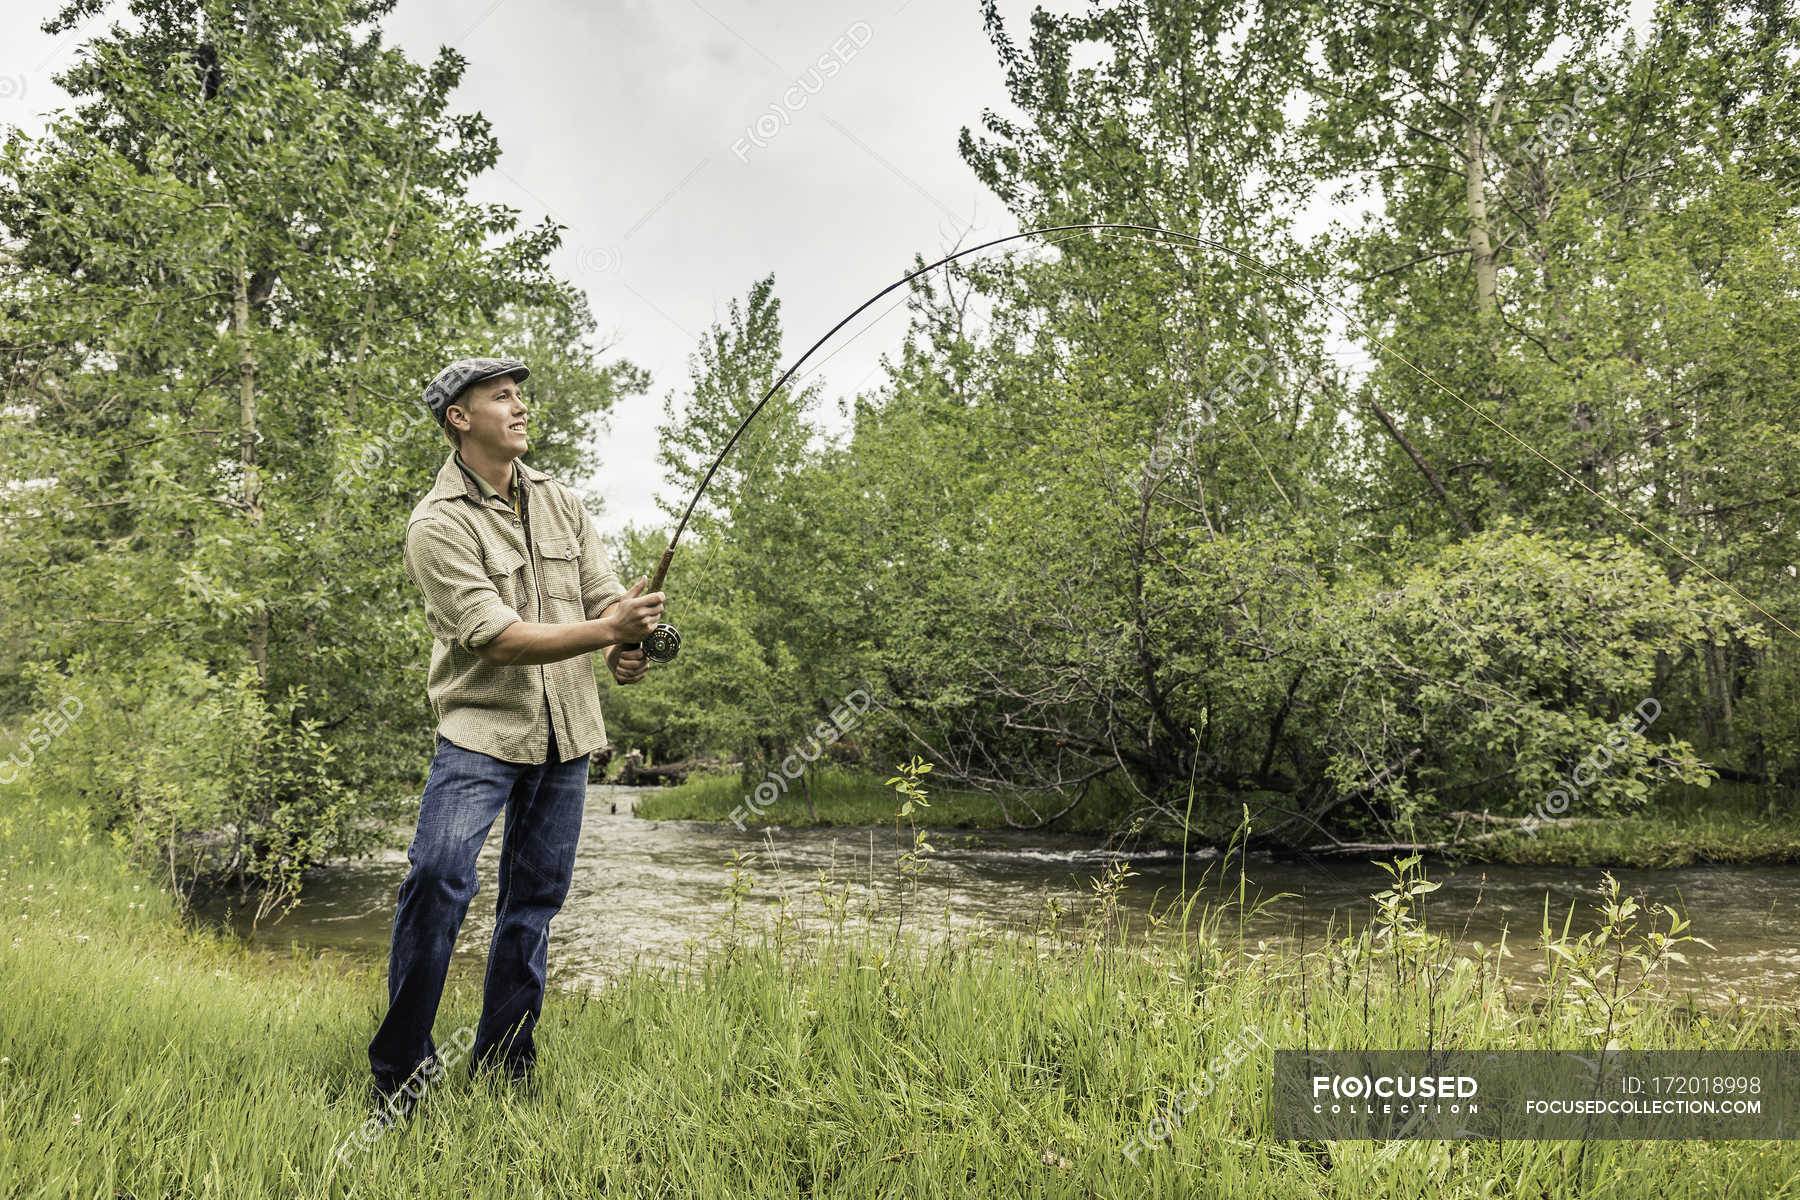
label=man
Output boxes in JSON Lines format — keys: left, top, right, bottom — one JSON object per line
{"left": 366, "top": 356, "right": 664, "bottom": 1115}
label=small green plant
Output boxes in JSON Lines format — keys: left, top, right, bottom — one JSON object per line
{"left": 721, "top": 850, "right": 758, "bottom": 951}
{"left": 1372, "top": 853, "right": 1434, "bottom": 905}
{"left": 1326, "top": 854, "right": 1447, "bottom": 1018}
{"left": 886, "top": 756, "right": 933, "bottom": 819}
{"left": 1084, "top": 857, "right": 1139, "bottom": 946}
{"left": 886, "top": 757, "right": 938, "bottom": 916}
{"left": 1542, "top": 871, "right": 1707, "bottom": 1046}
{"left": 897, "top": 828, "right": 933, "bottom": 888}
{"left": 1369, "top": 853, "right": 1442, "bottom": 958}
{"left": 811, "top": 866, "right": 849, "bottom": 931}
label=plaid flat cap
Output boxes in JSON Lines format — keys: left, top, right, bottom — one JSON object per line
{"left": 423, "top": 357, "right": 531, "bottom": 418}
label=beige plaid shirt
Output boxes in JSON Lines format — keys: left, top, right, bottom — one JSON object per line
{"left": 403, "top": 452, "right": 629, "bottom": 763}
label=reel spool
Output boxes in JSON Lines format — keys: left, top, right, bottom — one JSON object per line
{"left": 642, "top": 622, "right": 681, "bottom": 663}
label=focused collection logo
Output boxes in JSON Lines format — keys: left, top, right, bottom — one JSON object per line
{"left": 1311, "top": 1073, "right": 1480, "bottom": 1114}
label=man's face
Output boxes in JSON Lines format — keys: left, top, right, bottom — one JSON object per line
{"left": 447, "top": 374, "right": 529, "bottom": 457}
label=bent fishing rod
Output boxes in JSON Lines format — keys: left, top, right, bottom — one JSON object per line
{"left": 624, "top": 221, "right": 1235, "bottom": 662}
{"left": 623, "top": 221, "right": 1799, "bottom": 663}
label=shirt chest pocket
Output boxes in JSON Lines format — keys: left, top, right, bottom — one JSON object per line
{"left": 483, "top": 544, "right": 528, "bottom": 611}
{"left": 535, "top": 536, "right": 583, "bottom": 602}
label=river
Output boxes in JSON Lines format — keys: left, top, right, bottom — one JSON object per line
{"left": 198, "top": 784, "right": 1799, "bottom": 1003}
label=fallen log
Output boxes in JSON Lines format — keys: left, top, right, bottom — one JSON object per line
{"left": 614, "top": 750, "right": 740, "bottom": 787}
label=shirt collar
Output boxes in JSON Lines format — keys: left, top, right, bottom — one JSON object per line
{"left": 429, "top": 451, "right": 548, "bottom": 506}
{"left": 455, "top": 451, "right": 510, "bottom": 503}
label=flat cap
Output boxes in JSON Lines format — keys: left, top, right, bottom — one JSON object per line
{"left": 423, "top": 357, "right": 531, "bottom": 419}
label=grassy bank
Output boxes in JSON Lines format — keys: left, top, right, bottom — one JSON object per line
{"left": 1458, "top": 783, "right": 1800, "bottom": 867}
{"left": 5, "top": 773, "right": 1800, "bottom": 1198}
{"left": 636, "top": 768, "right": 1800, "bottom": 867}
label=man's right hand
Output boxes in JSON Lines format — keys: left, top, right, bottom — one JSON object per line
{"left": 607, "top": 576, "right": 665, "bottom": 644}
{"left": 476, "top": 577, "right": 667, "bottom": 667}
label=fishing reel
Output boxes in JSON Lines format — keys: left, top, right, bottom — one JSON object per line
{"left": 640, "top": 623, "right": 681, "bottom": 663}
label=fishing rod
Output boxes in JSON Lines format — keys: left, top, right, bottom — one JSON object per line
{"left": 625, "top": 221, "right": 1243, "bottom": 663}
{"left": 624, "top": 220, "right": 1800, "bottom": 663}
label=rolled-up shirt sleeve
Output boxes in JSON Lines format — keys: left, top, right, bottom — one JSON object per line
{"left": 577, "top": 506, "right": 629, "bottom": 620}
{"left": 404, "top": 517, "right": 522, "bottom": 651}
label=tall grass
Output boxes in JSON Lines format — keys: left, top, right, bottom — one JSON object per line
{"left": 3, "top": 771, "right": 1798, "bottom": 1198}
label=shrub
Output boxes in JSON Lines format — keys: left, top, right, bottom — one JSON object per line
{"left": 20, "top": 649, "right": 377, "bottom": 921}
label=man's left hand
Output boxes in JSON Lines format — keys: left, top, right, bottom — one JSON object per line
{"left": 604, "top": 643, "right": 648, "bottom": 685}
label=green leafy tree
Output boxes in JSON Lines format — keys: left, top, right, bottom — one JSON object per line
{"left": 617, "top": 277, "right": 864, "bottom": 790}
{"left": 838, "top": 0, "right": 1347, "bottom": 818}
{"left": 1299, "top": 0, "right": 1800, "bottom": 777}
{"left": 0, "top": 0, "right": 643, "bottom": 899}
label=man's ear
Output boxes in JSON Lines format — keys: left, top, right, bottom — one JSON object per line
{"left": 445, "top": 403, "right": 470, "bottom": 433}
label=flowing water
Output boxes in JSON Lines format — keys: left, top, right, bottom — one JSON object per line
{"left": 199, "top": 785, "right": 1800, "bottom": 1003}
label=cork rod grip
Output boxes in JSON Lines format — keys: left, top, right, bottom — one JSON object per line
{"left": 647, "top": 546, "right": 674, "bottom": 595}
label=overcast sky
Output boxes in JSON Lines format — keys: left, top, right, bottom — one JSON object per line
{"left": 1, "top": 0, "right": 1652, "bottom": 537}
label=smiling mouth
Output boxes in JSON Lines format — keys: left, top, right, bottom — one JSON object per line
{"left": 509, "top": 423, "right": 527, "bottom": 434}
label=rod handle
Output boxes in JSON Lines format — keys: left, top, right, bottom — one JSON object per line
{"left": 624, "top": 545, "right": 677, "bottom": 654}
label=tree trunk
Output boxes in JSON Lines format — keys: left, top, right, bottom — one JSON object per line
{"left": 1459, "top": 32, "right": 1499, "bottom": 317}
{"left": 1462, "top": 120, "right": 1498, "bottom": 316}
{"left": 234, "top": 256, "right": 268, "bottom": 685}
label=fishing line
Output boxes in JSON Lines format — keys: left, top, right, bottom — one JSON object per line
{"left": 766, "top": 232, "right": 1093, "bottom": 430}
{"left": 1091, "top": 224, "right": 1799, "bottom": 641}
{"left": 720, "top": 228, "right": 1099, "bottom": 523}
{"left": 638, "top": 228, "right": 1093, "bottom": 645}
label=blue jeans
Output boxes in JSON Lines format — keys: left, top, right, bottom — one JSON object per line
{"left": 368, "top": 732, "right": 590, "bottom": 1091}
